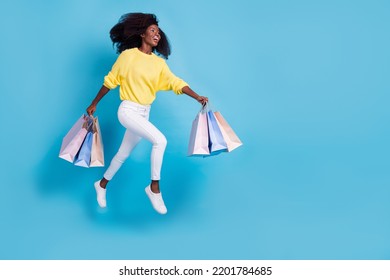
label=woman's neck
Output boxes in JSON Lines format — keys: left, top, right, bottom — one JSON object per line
{"left": 138, "top": 44, "right": 153, "bottom": 55}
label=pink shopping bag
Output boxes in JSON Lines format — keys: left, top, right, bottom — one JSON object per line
{"left": 188, "top": 110, "right": 210, "bottom": 156}
{"left": 59, "top": 115, "right": 89, "bottom": 163}
{"left": 214, "top": 111, "right": 243, "bottom": 152}
{"left": 90, "top": 117, "right": 105, "bottom": 167}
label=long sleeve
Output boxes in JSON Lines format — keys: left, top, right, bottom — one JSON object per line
{"left": 158, "top": 62, "right": 189, "bottom": 94}
{"left": 103, "top": 54, "right": 124, "bottom": 89}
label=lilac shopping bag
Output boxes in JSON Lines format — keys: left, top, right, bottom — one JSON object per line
{"left": 59, "top": 115, "right": 89, "bottom": 163}
{"left": 90, "top": 117, "right": 105, "bottom": 167}
{"left": 188, "top": 109, "right": 210, "bottom": 156}
{"left": 214, "top": 111, "right": 243, "bottom": 152}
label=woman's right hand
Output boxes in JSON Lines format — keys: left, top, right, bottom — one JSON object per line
{"left": 86, "top": 103, "right": 96, "bottom": 116}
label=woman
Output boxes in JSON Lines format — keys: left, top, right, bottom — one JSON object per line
{"left": 86, "top": 13, "right": 208, "bottom": 214}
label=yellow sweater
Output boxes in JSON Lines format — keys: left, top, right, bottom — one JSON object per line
{"left": 103, "top": 48, "right": 188, "bottom": 105}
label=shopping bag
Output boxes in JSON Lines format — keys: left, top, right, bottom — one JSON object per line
{"left": 188, "top": 110, "right": 210, "bottom": 156}
{"left": 74, "top": 131, "right": 93, "bottom": 167}
{"left": 90, "top": 117, "right": 105, "bottom": 167}
{"left": 206, "top": 110, "right": 228, "bottom": 155}
{"left": 214, "top": 111, "right": 243, "bottom": 152}
{"left": 59, "top": 115, "right": 89, "bottom": 163}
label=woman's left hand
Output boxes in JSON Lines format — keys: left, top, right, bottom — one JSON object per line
{"left": 197, "top": 96, "right": 208, "bottom": 106}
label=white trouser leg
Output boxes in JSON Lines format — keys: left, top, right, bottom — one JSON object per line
{"left": 103, "top": 101, "right": 167, "bottom": 181}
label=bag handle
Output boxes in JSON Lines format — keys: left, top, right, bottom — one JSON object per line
{"left": 199, "top": 101, "right": 212, "bottom": 113}
{"left": 82, "top": 114, "right": 95, "bottom": 132}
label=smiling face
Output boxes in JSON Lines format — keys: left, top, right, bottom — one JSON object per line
{"left": 141, "top": 24, "right": 161, "bottom": 47}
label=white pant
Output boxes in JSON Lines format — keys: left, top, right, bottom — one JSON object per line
{"left": 103, "top": 100, "right": 167, "bottom": 181}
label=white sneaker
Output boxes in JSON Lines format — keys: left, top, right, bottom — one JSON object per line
{"left": 145, "top": 185, "right": 167, "bottom": 214}
{"left": 94, "top": 180, "right": 106, "bottom": 208}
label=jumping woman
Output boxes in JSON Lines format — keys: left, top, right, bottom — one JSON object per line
{"left": 86, "top": 13, "right": 208, "bottom": 214}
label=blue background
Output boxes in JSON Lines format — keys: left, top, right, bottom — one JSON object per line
{"left": 1, "top": 0, "right": 390, "bottom": 259}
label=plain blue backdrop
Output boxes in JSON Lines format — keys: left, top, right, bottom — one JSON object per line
{"left": 1, "top": 0, "right": 390, "bottom": 259}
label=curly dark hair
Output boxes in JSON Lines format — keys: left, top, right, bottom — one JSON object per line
{"left": 109, "top": 13, "right": 171, "bottom": 59}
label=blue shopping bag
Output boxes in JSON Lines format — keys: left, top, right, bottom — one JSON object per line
{"left": 74, "top": 130, "right": 93, "bottom": 168}
{"left": 74, "top": 116, "right": 94, "bottom": 167}
{"left": 206, "top": 106, "right": 228, "bottom": 156}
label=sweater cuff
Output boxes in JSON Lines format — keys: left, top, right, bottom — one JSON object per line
{"left": 174, "top": 81, "right": 189, "bottom": 95}
{"left": 103, "top": 72, "right": 119, "bottom": 89}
